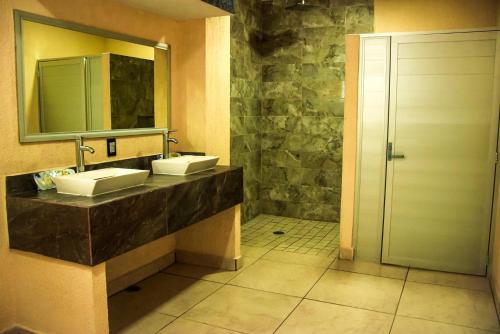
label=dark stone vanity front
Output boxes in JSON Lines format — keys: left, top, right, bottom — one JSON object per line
{"left": 6, "top": 165, "right": 243, "bottom": 266}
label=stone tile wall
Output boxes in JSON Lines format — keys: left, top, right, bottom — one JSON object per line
{"left": 230, "top": 0, "right": 263, "bottom": 222}
{"left": 110, "top": 54, "right": 155, "bottom": 129}
{"left": 230, "top": 0, "right": 373, "bottom": 223}
{"left": 259, "top": 0, "right": 373, "bottom": 222}
{"left": 203, "top": 0, "right": 235, "bottom": 13}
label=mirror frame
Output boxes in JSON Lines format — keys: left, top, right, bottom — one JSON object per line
{"left": 14, "top": 10, "right": 171, "bottom": 142}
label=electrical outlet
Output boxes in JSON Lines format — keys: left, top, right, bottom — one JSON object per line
{"left": 107, "top": 138, "right": 117, "bottom": 157}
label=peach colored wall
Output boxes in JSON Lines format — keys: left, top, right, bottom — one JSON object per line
{"left": 171, "top": 19, "right": 207, "bottom": 154}
{"left": 0, "top": 0, "right": 231, "bottom": 331}
{"left": 339, "top": 35, "right": 360, "bottom": 260}
{"left": 9, "top": 254, "right": 108, "bottom": 333}
{"left": 170, "top": 16, "right": 231, "bottom": 162}
{"left": 374, "top": 0, "right": 497, "bottom": 32}
{"left": 204, "top": 16, "right": 231, "bottom": 164}
{"left": 176, "top": 205, "right": 241, "bottom": 261}
{"left": 106, "top": 235, "right": 176, "bottom": 283}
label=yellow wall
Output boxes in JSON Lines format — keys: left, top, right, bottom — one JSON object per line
{"left": 22, "top": 20, "right": 154, "bottom": 133}
{"left": 0, "top": 0, "right": 231, "bottom": 331}
{"left": 374, "top": 0, "right": 497, "bottom": 32}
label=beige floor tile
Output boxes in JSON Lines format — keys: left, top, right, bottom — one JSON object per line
{"left": 306, "top": 269, "right": 404, "bottom": 313}
{"left": 228, "top": 259, "right": 326, "bottom": 297}
{"left": 158, "top": 318, "right": 238, "bottom": 334}
{"left": 263, "top": 250, "right": 335, "bottom": 268}
{"left": 391, "top": 316, "right": 496, "bottom": 334}
{"left": 240, "top": 245, "right": 271, "bottom": 258}
{"left": 240, "top": 255, "right": 259, "bottom": 268}
{"left": 407, "top": 269, "right": 491, "bottom": 291}
{"left": 275, "top": 299, "right": 393, "bottom": 334}
{"left": 163, "top": 262, "right": 251, "bottom": 284}
{"left": 398, "top": 282, "right": 500, "bottom": 332}
{"left": 330, "top": 259, "right": 408, "bottom": 280}
{"left": 183, "top": 285, "right": 300, "bottom": 334}
{"left": 108, "top": 309, "right": 175, "bottom": 334}
{"left": 108, "top": 273, "right": 222, "bottom": 317}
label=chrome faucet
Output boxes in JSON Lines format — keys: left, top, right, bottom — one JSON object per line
{"left": 162, "top": 129, "right": 178, "bottom": 158}
{"left": 75, "top": 136, "right": 95, "bottom": 173}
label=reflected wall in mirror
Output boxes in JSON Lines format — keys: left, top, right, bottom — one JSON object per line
{"left": 15, "top": 11, "right": 171, "bottom": 142}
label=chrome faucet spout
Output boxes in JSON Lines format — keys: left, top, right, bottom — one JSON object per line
{"left": 75, "top": 136, "right": 95, "bottom": 173}
{"left": 162, "top": 129, "right": 178, "bottom": 158}
{"left": 80, "top": 145, "right": 95, "bottom": 154}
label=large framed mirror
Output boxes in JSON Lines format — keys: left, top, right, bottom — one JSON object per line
{"left": 14, "top": 10, "right": 171, "bottom": 142}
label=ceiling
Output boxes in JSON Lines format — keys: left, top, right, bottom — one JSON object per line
{"left": 114, "top": 0, "right": 231, "bottom": 21}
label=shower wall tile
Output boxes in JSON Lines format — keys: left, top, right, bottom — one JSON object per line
{"left": 231, "top": 0, "right": 263, "bottom": 222}
{"left": 262, "top": 99, "right": 303, "bottom": 117}
{"left": 263, "top": 81, "right": 302, "bottom": 99}
{"left": 345, "top": 5, "right": 374, "bottom": 34}
{"left": 258, "top": 0, "right": 373, "bottom": 222}
{"left": 202, "top": 0, "right": 235, "bottom": 13}
{"left": 231, "top": 0, "right": 372, "bottom": 223}
{"left": 263, "top": 64, "right": 302, "bottom": 82}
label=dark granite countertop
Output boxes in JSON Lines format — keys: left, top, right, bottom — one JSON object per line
{"left": 7, "top": 165, "right": 243, "bottom": 265}
{"left": 8, "top": 166, "right": 239, "bottom": 207}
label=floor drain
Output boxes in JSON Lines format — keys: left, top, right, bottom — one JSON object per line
{"left": 125, "top": 285, "right": 141, "bottom": 293}
{"left": 273, "top": 230, "right": 285, "bottom": 235}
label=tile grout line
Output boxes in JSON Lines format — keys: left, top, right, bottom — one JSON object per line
{"left": 328, "top": 266, "right": 408, "bottom": 281}
{"left": 388, "top": 268, "right": 409, "bottom": 334}
{"left": 301, "top": 296, "right": 400, "bottom": 316}
{"left": 152, "top": 277, "right": 226, "bottom": 334}
{"left": 488, "top": 278, "right": 500, "bottom": 326}
{"left": 403, "top": 278, "right": 494, "bottom": 293}
{"left": 272, "top": 256, "right": 336, "bottom": 333}
{"left": 156, "top": 215, "right": 339, "bottom": 333}
{"left": 155, "top": 245, "right": 277, "bottom": 334}
{"left": 395, "top": 314, "right": 500, "bottom": 333}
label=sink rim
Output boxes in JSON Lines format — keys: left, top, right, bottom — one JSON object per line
{"left": 152, "top": 155, "right": 219, "bottom": 176}
{"left": 53, "top": 167, "right": 150, "bottom": 197}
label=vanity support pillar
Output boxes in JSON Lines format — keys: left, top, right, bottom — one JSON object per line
{"left": 175, "top": 205, "right": 241, "bottom": 270}
{"left": 9, "top": 252, "right": 109, "bottom": 334}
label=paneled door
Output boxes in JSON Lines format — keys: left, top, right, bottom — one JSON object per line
{"left": 382, "top": 31, "right": 499, "bottom": 275}
{"left": 38, "top": 57, "right": 87, "bottom": 132}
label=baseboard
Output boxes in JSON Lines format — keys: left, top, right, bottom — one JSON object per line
{"left": 107, "top": 252, "right": 175, "bottom": 296}
{"left": 339, "top": 246, "right": 355, "bottom": 261}
{"left": 0, "top": 325, "right": 39, "bottom": 334}
{"left": 175, "top": 250, "right": 241, "bottom": 271}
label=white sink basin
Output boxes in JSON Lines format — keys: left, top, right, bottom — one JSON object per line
{"left": 152, "top": 155, "right": 219, "bottom": 175}
{"left": 53, "top": 168, "right": 150, "bottom": 197}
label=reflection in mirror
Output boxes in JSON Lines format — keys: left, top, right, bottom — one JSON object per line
{"left": 17, "top": 13, "right": 170, "bottom": 140}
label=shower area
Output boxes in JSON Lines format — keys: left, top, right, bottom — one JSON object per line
{"left": 230, "top": 0, "right": 373, "bottom": 254}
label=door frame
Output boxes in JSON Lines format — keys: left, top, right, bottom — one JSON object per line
{"left": 353, "top": 28, "right": 500, "bottom": 274}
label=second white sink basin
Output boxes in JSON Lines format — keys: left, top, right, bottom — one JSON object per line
{"left": 152, "top": 155, "right": 219, "bottom": 175}
{"left": 53, "top": 168, "right": 150, "bottom": 197}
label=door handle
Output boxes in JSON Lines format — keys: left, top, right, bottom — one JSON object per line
{"left": 387, "top": 142, "right": 405, "bottom": 161}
